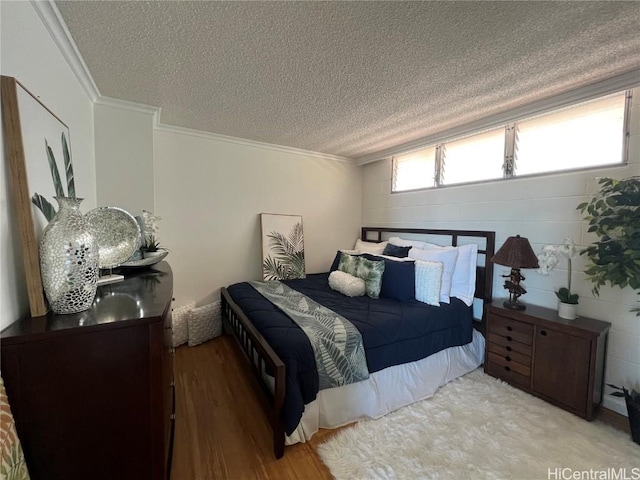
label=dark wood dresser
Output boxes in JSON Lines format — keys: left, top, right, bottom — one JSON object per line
{"left": 1, "top": 262, "right": 175, "bottom": 480}
{"left": 485, "top": 303, "right": 610, "bottom": 420}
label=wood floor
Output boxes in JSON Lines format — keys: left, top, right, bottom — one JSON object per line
{"left": 170, "top": 335, "right": 335, "bottom": 480}
{"left": 170, "top": 334, "right": 631, "bottom": 480}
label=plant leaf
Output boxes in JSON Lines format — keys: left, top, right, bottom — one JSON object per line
{"left": 264, "top": 223, "right": 305, "bottom": 280}
{"left": 577, "top": 176, "right": 640, "bottom": 314}
{"left": 31, "top": 193, "right": 57, "bottom": 222}
{"left": 61, "top": 132, "right": 75, "bottom": 198}
{"left": 46, "top": 140, "right": 65, "bottom": 198}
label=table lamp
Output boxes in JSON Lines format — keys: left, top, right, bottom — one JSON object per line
{"left": 491, "top": 235, "right": 539, "bottom": 310}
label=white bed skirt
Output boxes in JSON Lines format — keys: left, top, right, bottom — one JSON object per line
{"left": 285, "top": 329, "right": 485, "bottom": 445}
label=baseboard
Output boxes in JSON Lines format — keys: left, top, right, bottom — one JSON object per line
{"left": 596, "top": 406, "right": 631, "bottom": 434}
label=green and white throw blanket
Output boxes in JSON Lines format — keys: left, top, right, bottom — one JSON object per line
{"left": 249, "top": 280, "right": 369, "bottom": 389}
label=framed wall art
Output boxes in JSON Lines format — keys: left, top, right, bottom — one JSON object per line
{"left": 260, "top": 213, "right": 306, "bottom": 281}
{"left": 2, "top": 75, "right": 72, "bottom": 317}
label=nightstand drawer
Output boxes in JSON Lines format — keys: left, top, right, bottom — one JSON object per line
{"left": 487, "top": 342, "right": 531, "bottom": 366}
{"left": 487, "top": 352, "right": 531, "bottom": 377}
{"left": 487, "top": 314, "right": 533, "bottom": 345}
{"left": 485, "top": 359, "right": 530, "bottom": 389}
{"left": 486, "top": 332, "right": 532, "bottom": 357}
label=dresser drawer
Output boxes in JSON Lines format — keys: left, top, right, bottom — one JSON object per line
{"left": 487, "top": 341, "right": 531, "bottom": 366}
{"left": 487, "top": 332, "right": 532, "bottom": 357}
{"left": 487, "top": 314, "right": 533, "bottom": 345}
{"left": 485, "top": 358, "right": 531, "bottom": 389}
{"left": 487, "top": 352, "right": 531, "bottom": 377}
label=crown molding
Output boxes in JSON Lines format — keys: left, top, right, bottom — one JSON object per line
{"left": 355, "top": 69, "right": 640, "bottom": 166}
{"left": 31, "top": 0, "right": 100, "bottom": 102}
{"left": 95, "top": 96, "right": 161, "bottom": 124}
{"left": 154, "top": 123, "right": 355, "bottom": 164}
{"left": 96, "top": 96, "right": 352, "bottom": 163}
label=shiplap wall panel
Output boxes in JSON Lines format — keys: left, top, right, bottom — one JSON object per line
{"left": 361, "top": 88, "right": 640, "bottom": 415}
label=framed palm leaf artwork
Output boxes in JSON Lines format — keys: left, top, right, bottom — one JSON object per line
{"left": 260, "top": 213, "right": 306, "bottom": 281}
{"left": 2, "top": 75, "right": 73, "bottom": 317}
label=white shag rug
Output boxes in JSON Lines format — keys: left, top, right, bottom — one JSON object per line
{"left": 317, "top": 369, "right": 639, "bottom": 480}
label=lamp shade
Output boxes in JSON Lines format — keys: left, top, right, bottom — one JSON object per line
{"left": 491, "top": 235, "right": 539, "bottom": 269}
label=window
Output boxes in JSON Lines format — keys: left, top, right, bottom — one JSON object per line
{"left": 391, "top": 90, "right": 630, "bottom": 193}
{"left": 392, "top": 146, "right": 436, "bottom": 191}
{"left": 441, "top": 128, "right": 505, "bottom": 186}
{"left": 515, "top": 93, "right": 627, "bottom": 176}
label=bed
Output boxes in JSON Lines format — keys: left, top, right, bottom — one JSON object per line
{"left": 220, "top": 227, "right": 495, "bottom": 458}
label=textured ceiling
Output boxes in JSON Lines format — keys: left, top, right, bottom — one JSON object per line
{"left": 55, "top": 1, "right": 640, "bottom": 160}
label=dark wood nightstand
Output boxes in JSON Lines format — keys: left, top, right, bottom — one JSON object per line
{"left": 485, "top": 303, "right": 610, "bottom": 420}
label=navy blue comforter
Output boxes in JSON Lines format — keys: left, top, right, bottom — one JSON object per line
{"left": 226, "top": 273, "right": 473, "bottom": 435}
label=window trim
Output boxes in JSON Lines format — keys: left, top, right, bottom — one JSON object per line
{"left": 390, "top": 89, "right": 632, "bottom": 194}
{"left": 622, "top": 90, "right": 633, "bottom": 168}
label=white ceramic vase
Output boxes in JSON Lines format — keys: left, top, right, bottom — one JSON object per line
{"left": 558, "top": 301, "right": 577, "bottom": 320}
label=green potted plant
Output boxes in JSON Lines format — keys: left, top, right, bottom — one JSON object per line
{"left": 607, "top": 384, "right": 640, "bottom": 445}
{"left": 578, "top": 176, "right": 640, "bottom": 443}
{"left": 142, "top": 236, "right": 165, "bottom": 258}
{"left": 577, "top": 176, "right": 640, "bottom": 314}
{"left": 536, "top": 238, "right": 579, "bottom": 319}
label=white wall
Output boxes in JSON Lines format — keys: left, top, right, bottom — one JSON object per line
{"left": 1, "top": 1, "right": 96, "bottom": 329}
{"left": 94, "top": 103, "right": 154, "bottom": 214}
{"left": 153, "top": 129, "right": 362, "bottom": 306}
{"left": 361, "top": 88, "right": 640, "bottom": 415}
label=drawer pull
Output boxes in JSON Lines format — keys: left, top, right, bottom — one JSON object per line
{"left": 540, "top": 330, "right": 547, "bottom": 336}
{"left": 505, "top": 356, "right": 511, "bottom": 362}
{"left": 170, "top": 413, "right": 176, "bottom": 421}
{"left": 170, "top": 347, "right": 176, "bottom": 355}
{"left": 507, "top": 326, "right": 513, "bottom": 332}
{"left": 506, "top": 346, "right": 512, "bottom": 352}
{"left": 506, "top": 336, "right": 512, "bottom": 342}
{"left": 504, "top": 366, "right": 511, "bottom": 372}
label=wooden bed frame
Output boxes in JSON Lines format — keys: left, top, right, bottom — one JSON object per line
{"left": 220, "top": 227, "right": 495, "bottom": 459}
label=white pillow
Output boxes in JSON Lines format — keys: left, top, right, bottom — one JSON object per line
{"left": 328, "top": 270, "right": 366, "bottom": 297}
{"left": 423, "top": 243, "right": 478, "bottom": 306}
{"left": 408, "top": 247, "right": 458, "bottom": 304}
{"left": 372, "top": 253, "right": 414, "bottom": 262}
{"left": 172, "top": 301, "right": 195, "bottom": 347}
{"left": 388, "top": 236, "right": 429, "bottom": 249}
{"left": 188, "top": 301, "right": 222, "bottom": 346}
{"left": 354, "top": 239, "right": 388, "bottom": 255}
{"left": 415, "top": 260, "right": 443, "bottom": 306}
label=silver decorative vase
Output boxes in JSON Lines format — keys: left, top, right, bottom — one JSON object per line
{"left": 40, "top": 197, "right": 99, "bottom": 314}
